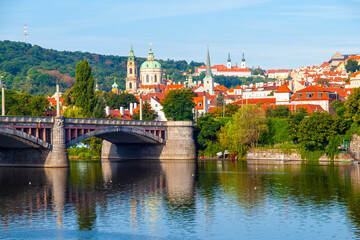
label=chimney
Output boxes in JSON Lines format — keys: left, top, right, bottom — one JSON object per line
{"left": 203, "top": 91, "right": 208, "bottom": 114}
{"left": 130, "top": 103, "right": 134, "bottom": 115}
{"left": 105, "top": 106, "right": 110, "bottom": 116}
{"left": 134, "top": 102, "right": 138, "bottom": 109}
{"left": 120, "top": 106, "right": 124, "bottom": 116}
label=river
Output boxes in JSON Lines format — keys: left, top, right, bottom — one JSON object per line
{"left": 1, "top": 160, "right": 360, "bottom": 239}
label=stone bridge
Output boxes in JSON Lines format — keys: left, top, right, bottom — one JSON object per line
{"left": 0, "top": 116, "right": 196, "bottom": 167}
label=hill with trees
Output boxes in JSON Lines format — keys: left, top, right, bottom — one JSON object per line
{"left": 0, "top": 40, "right": 266, "bottom": 96}
{"left": 0, "top": 40, "right": 203, "bottom": 96}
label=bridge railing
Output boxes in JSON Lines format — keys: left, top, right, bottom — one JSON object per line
{"left": 0, "top": 116, "right": 53, "bottom": 123}
{"left": 65, "top": 118, "right": 167, "bottom": 127}
{"left": 0, "top": 116, "right": 168, "bottom": 127}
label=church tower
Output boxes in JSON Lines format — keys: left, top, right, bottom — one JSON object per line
{"left": 203, "top": 47, "right": 215, "bottom": 95}
{"left": 126, "top": 45, "right": 139, "bottom": 94}
{"left": 241, "top": 51, "right": 246, "bottom": 68}
{"left": 227, "top": 52, "right": 232, "bottom": 69}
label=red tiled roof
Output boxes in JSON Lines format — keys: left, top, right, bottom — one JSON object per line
{"left": 351, "top": 72, "right": 360, "bottom": 78}
{"left": 297, "top": 85, "right": 332, "bottom": 93}
{"left": 233, "top": 98, "right": 276, "bottom": 105}
{"left": 275, "top": 84, "right": 292, "bottom": 93}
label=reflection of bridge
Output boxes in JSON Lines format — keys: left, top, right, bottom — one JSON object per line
{"left": 0, "top": 116, "right": 196, "bottom": 167}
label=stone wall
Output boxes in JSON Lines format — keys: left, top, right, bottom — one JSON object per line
{"left": 349, "top": 134, "right": 360, "bottom": 159}
{"left": 247, "top": 149, "right": 352, "bottom": 163}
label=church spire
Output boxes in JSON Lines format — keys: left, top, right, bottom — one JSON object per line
{"left": 147, "top": 43, "right": 154, "bottom": 61}
{"left": 242, "top": 51, "right": 245, "bottom": 61}
{"left": 205, "top": 47, "right": 212, "bottom": 78}
{"left": 227, "top": 52, "right": 231, "bottom": 62}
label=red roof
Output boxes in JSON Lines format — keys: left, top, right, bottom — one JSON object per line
{"left": 275, "top": 84, "right": 292, "bottom": 93}
{"left": 233, "top": 98, "right": 276, "bottom": 105}
{"left": 347, "top": 56, "right": 360, "bottom": 61}
{"left": 297, "top": 85, "right": 332, "bottom": 93}
{"left": 351, "top": 72, "right": 360, "bottom": 78}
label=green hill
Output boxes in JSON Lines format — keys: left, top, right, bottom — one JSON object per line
{"left": 0, "top": 40, "right": 203, "bottom": 96}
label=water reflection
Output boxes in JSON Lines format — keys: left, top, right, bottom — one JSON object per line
{"left": 1, "top": 161, "right": 360, "bottom": 238}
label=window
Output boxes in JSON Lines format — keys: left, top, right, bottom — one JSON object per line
{"left": 306, "top": 93, "right": 313, "bottom": 99}
{"left": 129, "top": 82, "right": 132, "bottom": 89}
{"left": 297, "top": 93, "right": 302, "bottom": 99}
{"left": 130, "top": 68, "right": 132, "bottom": 74}
{"left": 318, "top": 92, "right": 322, "bottom": 98}
{"left": 155, "top": 75, "right": 157, "bottom": 82}
{"left": 146, "top": 75, "right": 149, "bottom": 82}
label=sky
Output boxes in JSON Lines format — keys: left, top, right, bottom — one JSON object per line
{"left": 0, "top": 0, "right": 359, "bottom": 69}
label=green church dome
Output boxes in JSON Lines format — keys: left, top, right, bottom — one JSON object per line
{"left": 140, "top": 60, "right": 162, "bottom": 70}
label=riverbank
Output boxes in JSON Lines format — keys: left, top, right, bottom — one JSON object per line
{"left": 198, "top": 148, "right": 355, "bottom": 165}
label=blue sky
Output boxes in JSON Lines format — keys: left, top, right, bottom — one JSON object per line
{"left": 0, "top": 0, "right": 359, "bottom": 69}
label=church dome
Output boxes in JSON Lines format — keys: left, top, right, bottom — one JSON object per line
{"left": 140, "top": 60, "right": 162, "bottom": 70}
{"left": 140, "top": 45, "right": 162, "bottom": 70}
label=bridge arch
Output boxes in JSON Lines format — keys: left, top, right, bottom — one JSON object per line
{"left": 66, "top": 126, "right": 164, "bottom": 148}
{"left": 0, "top": 127, "right": 51, "bottom": 149}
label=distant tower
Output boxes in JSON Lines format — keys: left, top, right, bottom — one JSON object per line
{"left": 24, "top": 24, "right": 28, "bottom": 43}
{"left": 112, "top": 79, "right": 119, "bottom": 94}
{"left": 241, "top": 51, "right": 246, "bottom": 68}
{"left": 203, "top": 47, "right": 215, "bottom": 95}
{"left": 227, "top": 52, "right": 232, "bottom": 69}
{"left": 125, "top": 44, "right": 139, "bottom": 94}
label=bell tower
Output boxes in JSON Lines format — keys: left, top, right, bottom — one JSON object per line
{"left": 126, "top": 44, "right": 139, "bottom": 94}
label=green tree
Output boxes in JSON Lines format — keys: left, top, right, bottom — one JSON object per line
{"left": 162, "top": 89, "right": 195, "bottom": 121}
{"left": 344, "top": 88, "right": 360, "bottom": 122}
{"left": 2, "top": 90, "right": 50, "bottom": 116}
{"left": 219, "top": 105, "right": 267, "bottom": 153}
{"left": 265, "top": 105, "right": 290, "bottom": 118}
{"left": 196, "top": 115, "right": 225, "bottom": 149}
{"left": 211, "top": 103, "right": 240, "bottom": 117}
{"left": 70, "top": 59, "right": 96, "bottom": 117}
{"left": 104, "top": 92, "right": 138, "bottom": 109}
{"left": 297, "top": 112, "right": 337, "bottom": 151}
{"left": 132, "top": 101, "right": 157, "bottom": 120}
{"left": 345, "top": 59, "right": 360, "bottom": 73}
{"left": 330, "top": 100, "right": 346, "bottom": 118}
{"left": 215, "top": 93, "right": 225, "bottom": 107}
{"left": 93, "top": 94, "right": 106, "bottom": 118}
{"left": 288, "top": 108, "right": 308, "bottom": 143}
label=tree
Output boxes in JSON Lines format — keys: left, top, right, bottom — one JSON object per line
{"left": 215, "top": 93, "right": 225, "bottom": 107}
{"left": 265, "top": 105, "right": 290, "bottom": 118}
{"left": 162, "top": 89, "right": 195, "bottom": 121}
{"left": 219, "top": 105, "right": 267, "bottom": 152}
{"left": 288, "top": 108, "right": 308, "bottom": 143}
{"left": 330, "top": 100, "right": 345, "bottom": 118}
{"left": 297, "top": 112, "right": 337, "bottom": 151}
{"left": 196, "top": 115, "right": 225, "bottom": 149}
{"left": 70, "top": 59, "right": 96, "bottom": 117}
{"left": 93, "top": 94, "right": 106, "bottom": 118}
{"left": 103, "top": 92, "right": 138, "bottom": 109}
{"left": 132, "top": 101, "right": 157, "bottom": 120}
{"left": 211, "top": 104, "right": 239, "bottom": 117}
{"left": 345, "top": 88, "right": 360, "bottom": 122}
{"left": 345, "top": 59, "right": 360, "bottom": 73}
{"left": 2, "top": 90, "right": 50, "bottom": 116}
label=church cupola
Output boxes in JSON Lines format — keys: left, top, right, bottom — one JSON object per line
{"left": 147, "top": 44, "right": 155, "bottom": 61}
{"left": 241, "top": 51, "right": 246, "bottom": 68}
{"left": 227, "top": 52, "right": 232, "bottom": 69}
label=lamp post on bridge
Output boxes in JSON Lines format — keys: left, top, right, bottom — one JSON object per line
{"left": 56, "top": 78, "right": 60, "bottom": 118}
{"left": 140, "top": 93, "right": 143, "bottom": 121}
{"left": 0, "top": 76, "right": 5, "bottom": 116}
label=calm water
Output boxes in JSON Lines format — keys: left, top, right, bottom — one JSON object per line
{"left": 1, "top": 160, "right": 360, "bottom": 239}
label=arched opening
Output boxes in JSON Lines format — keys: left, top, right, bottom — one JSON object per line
{"left": 154, "top": 75, "right": 157, "bottom": 82}
{"left": 129, "top": 82, "right": 132, "bottom": 89}
{"left": 130, "top": 68, "right": 133, "bottom": 74}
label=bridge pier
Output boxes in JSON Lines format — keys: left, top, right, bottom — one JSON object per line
{"left": 101, "top": 121, "right": 196, "bottom": 161}
{"left": 45, "top": 118, "right": 69, "bottom": 168}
